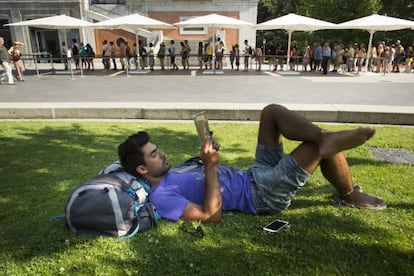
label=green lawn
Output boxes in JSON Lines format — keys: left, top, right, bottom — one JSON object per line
{"left": 0, "top": 121, "right": 413, "bottom": 275}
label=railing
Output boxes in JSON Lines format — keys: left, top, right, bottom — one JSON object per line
{"left": 13, "top": 52, "right": 412, "bottom": 77}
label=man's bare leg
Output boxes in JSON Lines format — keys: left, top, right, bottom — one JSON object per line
{"left": 320, "top": 154, "right": 385, "bottom": 209}
{"left": 257, "top": 104, "right": 375, "bottom": 157}
{"left": 319, "top": 127, "right": 375, "bottom": 158}
{"left": 257, "top": 104, "right": 321, "bottom": 147}
{"left": 258, "top": 104, "right": 385, "bottom": 209}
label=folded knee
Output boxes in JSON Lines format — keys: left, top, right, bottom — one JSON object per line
{"left": 262, "top": 104, "right": 286, "bottom": 115}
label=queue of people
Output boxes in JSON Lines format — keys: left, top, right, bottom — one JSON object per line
{"left": 97, "top": 38, "right": 256, "bottom": 72}
{"left": 2, "top": 36, "right": 413, "bottom": 76}
{"left": 264, "top": 39, "right": 414, "bottom": 75}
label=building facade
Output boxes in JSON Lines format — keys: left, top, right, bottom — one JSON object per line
{"left": 1, "top": 0, "right": 258, "bottom": 59}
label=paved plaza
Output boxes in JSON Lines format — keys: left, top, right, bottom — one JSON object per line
{"left": 0, "top": 62, "right": 413, "bottom": 124}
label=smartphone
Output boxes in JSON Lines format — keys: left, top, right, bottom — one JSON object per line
{"left": 263, "top": 219, "right": 289, "bottom": 233}
{"left": 193, "top": 111, "right": 211, "bottom": 144}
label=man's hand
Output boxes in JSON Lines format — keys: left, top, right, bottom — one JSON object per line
{"left": 200, "top": 137, "right": 220, "bottom": 167}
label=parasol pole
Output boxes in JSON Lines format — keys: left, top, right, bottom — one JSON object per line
{"left": 365, "top": 30, "right": 375, "bottom": 72}
{"left": 213, "top": 27, "right": 216, "bottom": 74}
{"left": 286, "top": 30, "right": 293, "bottom": 71}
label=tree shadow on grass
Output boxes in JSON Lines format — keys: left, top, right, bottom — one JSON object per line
{"left": 0, "top": 122, "right": 206, "bottom": 260}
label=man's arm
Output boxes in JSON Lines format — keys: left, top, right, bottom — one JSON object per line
{"left": 181, "top": 138, "right": 222, "bottom": 223}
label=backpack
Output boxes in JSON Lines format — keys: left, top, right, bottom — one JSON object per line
{"left": 64, "top": 162, "right": 159, "bottom": 239}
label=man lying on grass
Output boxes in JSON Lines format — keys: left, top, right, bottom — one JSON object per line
{"left": 118, "top": 104, "right": 386, "bottom": 223}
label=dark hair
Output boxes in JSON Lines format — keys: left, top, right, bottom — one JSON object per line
{"left": 118, "top": 131, "right": 150, "bottom": 176}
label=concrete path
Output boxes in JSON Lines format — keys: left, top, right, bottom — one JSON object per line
{"left": 1, "top": 63, "right": 413, "bottom": 125}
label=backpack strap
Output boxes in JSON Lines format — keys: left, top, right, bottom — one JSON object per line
{"left": 115, "top": 172, "right": 148, "bottom": 204}
{"left": 49, "top": 214, "right": 65, "bottom": 221}
{"left": 117, "top": 203, "right": 144, "bottom": 242}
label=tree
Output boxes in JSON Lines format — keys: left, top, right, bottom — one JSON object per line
{"left": 256, "top": 0, "right": 414, "bottom": 55}
{"left": 257, "top": 0, "right": 302, "bottom": 23}
{"left": 380, "top": 0, "right": 414, "bottom": 20}
{"left": 297, "top": 0, "right": 382, "bottom": 23}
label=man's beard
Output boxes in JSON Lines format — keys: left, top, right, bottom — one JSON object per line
{"left": 152, "top": 161, "right": 171, "bottom": 178}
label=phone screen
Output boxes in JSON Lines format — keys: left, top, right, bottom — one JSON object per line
{"left": 263, "top": 219, "right": 289, "bottom": 233}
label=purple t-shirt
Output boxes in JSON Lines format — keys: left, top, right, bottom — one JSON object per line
{"left": 149, "top": 164, "right": 256, "bottom": 221}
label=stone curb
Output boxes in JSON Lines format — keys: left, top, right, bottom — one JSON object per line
{"left": 0, "top": 103, "right": 412, "bottom": 125}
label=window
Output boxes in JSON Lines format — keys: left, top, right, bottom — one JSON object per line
{"left": 179, "top": 16, "right": 207, "bottom": 35}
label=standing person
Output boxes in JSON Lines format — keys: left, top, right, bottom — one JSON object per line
{"left": 356, "top": 43, "right": 366, "bottom": 73}
{"left": 214, "top": 37, "right": 221, "bottom": 69}
{"left": 392, "top": 40, "right": 404, "bottom": 73}
{"left": 138, "top": 40, "right": 147, "bottom": 70}
{"left": 85, "top": 43, "right": 95, "bottom": 71}
{"left": 368, "top": 45, "right": 377, "bottom": 72}
{"left": 118, "top": 104, "right": 386, "bottom": 224}
{"left": 309, "top": 42, "right": 315, "bottom": 71}
{"left": 61, "top": 41, "right": 68, "bottom": 70}
{"left": 289, "top": 41, "right": 298, "bottom": 71}
{"left": 180, "top": 41, "right": 187, "bottom": 70}
{"left": 274, "top": 43, "right": 284, "bottom": 71}
{"left": 102, "top": 40, "right": 111, "bottom": 70}
{"left": 352, "top": 43, "right": 359, "bottom": 71}
{"left": 405, "top": 45, "right": 413, "bottom": 72}
{"left": 71, "top": 39, "right": 80, "bottom": 70}
{"left": 119, "top": 40, "right": 126, "bottom": 70}
{"left": 322, "top": 42, "right": 331, "bottom": 75}
{"left": 125, "top": 42, "right": 132, "bottom": 70}
{"left": 157, "top": 41, "right": 166, "bottom": 70}
{"left": 8, "top": 41, "right": 25, "bottom": 81}
{"left": 347, "top": 43, "right": 355, "bottom": 72}
{"left": 169, "top": 40, "right": 178, "bottom": 70}
{"left": 215, "top": 40, "right": 225, "bottom": 70}
{"left": 255, "top": 46, "right": 262, "bottom": 71}
{"left": 205, "top": 42, "right": 213, "bottom": 70}
{"left": 184, "top": 40, "right": 191, "bottom": 69}
{"left": 331, "top": 43, "right": 338, "bottom": 72}
{"left": 234, "top": 44, "right": 240, "bottom": 71}
{"left": 0, "top": 36, "right": 15, "bottom": 85}
{"left": 337, "top": 44, "right": 346, "bottom": 73}
{"left": 148, "top": 42, "right": 155, "bottom": 71}
{"left": 384, "top": 45, "right": 392, "bottom": 73}
{"left": 79, "top": 42, "right": 88, "bottom": 70}
{"left": 313, "top": 42, "right": 322, "bottom": 72}
{"left": 229, "top": 44, "right": 236, "bottom": 70}
{"left": 197, "top": 41, "right": 204, "bottom": 70}
{"left": 243, "top": 39, "right": 251, "bottom": 72}
{"left": 110, "top": 41, "right": 117, "bottom": 70}
{"left": 376, "top": 42, "right": 384, "bottom": 73}
{"left": 302, "top": 41, "right": 310, "bottom": 72}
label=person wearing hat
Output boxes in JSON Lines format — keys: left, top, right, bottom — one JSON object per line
{"left": 0, "top": 36, "right": 15, "bottom": 85}
{"left": 8, "top": 41, "right": 25, "bottom": 81}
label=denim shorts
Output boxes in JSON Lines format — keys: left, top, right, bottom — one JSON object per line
{"left": 249, "top": 144, "right": 310, "bottom": 214}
